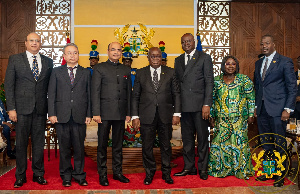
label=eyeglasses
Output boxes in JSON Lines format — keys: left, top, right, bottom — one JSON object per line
{"left": 149, "top": 55, "right": 162, "bottom": 59}
{"left": 65, "top": 52, "right": 78, "bottom": 56}
{"left": 27, "top": 39, "right": 40, "bottom": 43}
{"left": 225, "top": 63, "right": 236, "bottom": 66}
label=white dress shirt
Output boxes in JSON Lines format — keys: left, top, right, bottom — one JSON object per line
{"left": 185, "top": 49, "right": 196, "bottom": 65}
{"left": 26, "top": 51, "right": 42, "bottom": 74}
{"left": 67, "top": 64, "right": 78, "bottom": 78}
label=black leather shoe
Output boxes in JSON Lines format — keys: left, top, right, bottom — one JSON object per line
{"left": 99, "top": 175, "right": 109, "bottom": 186}
{"left": 256, "top": 175, "right": 268, "bottom": 181}
{"left": 14, "top": 178, "right": 27, "bottom": 188}
{"left": 113, "top": 173, "right": 130, "bottom": 183}
{"left": 33, "top": 176, "right": 47, "bottom": 185}
{"left": 174, "top": 168, "right": 197, "bottom": 176}
{"left": 199, "top": 171, "right": 208, "bottom": 180}
{"left": 62, "top": 180, "right": 71, "bottom": 187}
{"left": 76, "top": 179, "right": 88, "bottom": 186}
{"left": 273, "top": 176, "right": 284, "bottom": 187}
{"left": 144, "top": 175, "right": 153, "bottom": 185}
{"left": 162, "top": 174, "right": 174, "bottom": 184}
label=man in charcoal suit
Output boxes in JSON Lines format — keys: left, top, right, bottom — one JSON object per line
{"left": 48, "top": 43, "right": 92, "bottom": 187}
{"left": 131, "top": 47, "right": 181, "bottom": 185}
{"left": 4, "top": 32, "right": 53, "bottom": 187}
{"left": 173, "top": 33, "right": 214, "bottom": 180}
{"left": 92, "top": 42, "right": 131, "bottom": 186}
{"left": 254, "top": 35, "right": 297, "bottom": 187}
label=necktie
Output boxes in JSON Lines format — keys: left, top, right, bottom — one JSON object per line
{"left": 261, "top": 58, "right": 269, "bottom": 81}
{"left": 67, "top": 66, "right": 76, "bottom": 85}
{"left": 187, "top": 54, "right": 190, "bottom": 65}
{"left": 153, "top": 69, "right": 159, "bottom": 92}
{"left": 32, "top": 56, "right": 39, "bottom": 81}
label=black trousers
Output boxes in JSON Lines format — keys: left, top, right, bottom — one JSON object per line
{"left": 181, "top": 111, "right": 209, "bottom": 172}
{"left": 140, "top": 109, "right": 173, "bottom": 176}
{"left": 55, "top": 117, "right": 86, "bottom": 181}
{"left": 97, "top": 120, "right": 124, "bottom": 176}
{"left": 15, "top": 109, "right": 46, "bottom": 180}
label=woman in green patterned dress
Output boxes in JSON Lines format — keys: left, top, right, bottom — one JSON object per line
{"left": 208, "top": 55, "right": 255, "bottom": 179}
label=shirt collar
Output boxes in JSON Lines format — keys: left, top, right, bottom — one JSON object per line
{"left": 26, "top": 50, "right": 41, "bottom": 58}
{"left": 150, "top": 65, "right": 161, "bottom": 72}
{"left": 265, "top": 51, "right": 276, "bottom": 60}
{"left": 67, "top": 64, "right": 78, "bottom": 68}
{"left": 185, "top": 49, "right": 196, "bottom": 57}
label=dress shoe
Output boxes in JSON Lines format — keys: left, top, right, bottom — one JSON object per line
{"left": 173, "top": 168, "right": 197, "bottom": 176}
{"left": 144, "top": 175, "right": 153, "bottom": 185}
{"left": 33, "top": 176, "right": 47, "bottom": 185}
{"left": 14, "top": 178, "right": 27, "bottom": 188}
{"left": 256, "top": 175, "right": 268, "bottom": 181}
{"left": 113, "top": 173, "right": 130, "bottom": 183}
{"left": 62, "top": 180, "right": 71, "bottom": 187}
{"left": 99, "top": 175, "right": 109, "bottom": 186}
{"left": 199, "top": 171, "right": 208, "bottom": 180}
{"left": 273, "top": 176, "right": 284, "bottom": 187}
{"left": 75, "top": 179, "right": 88, "bottom": 186}
{"left": 162, "top": 174, "right": 174, "bottom": 184}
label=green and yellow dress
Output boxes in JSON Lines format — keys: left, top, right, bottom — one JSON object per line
{"left": 208, "top": 73, "right": 255, "bottom": 179}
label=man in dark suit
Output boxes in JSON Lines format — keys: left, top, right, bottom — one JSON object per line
{"left": 92, "top": 42, "right": 131, "bottom": 186}
{"left": 48, "top": 43, "right": 91, "bottom": 187}
{"left": 131, "top": 47, "right": 181, "bottom": 185}
{"left": 254, "top": 35, "right": 297, "bottom": 187}
{"left": 173, "top": 33, "right": 214, "bottom": 180}
{"left": 4, "top": 32, "right": 53, "bottom": 187}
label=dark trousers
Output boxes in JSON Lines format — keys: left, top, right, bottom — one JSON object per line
{"left": 55, "top": 117, "right": 86, "bottom": 181}
{"left": 97, "top": 120, "right": 124, "bottom": 176}
{"left": 15, "top": 110, "right": 46, "bottom": 180}
{"left": 140, "top": 109, "right": 173, "bottom": 176}
{"left": 257, "top": 102, "right": 287, "bottom": 155}
{"left": 2, "top": 124, "right": 12, "bottom": 152}
{"left": 181, "top": 111, "right": 209, "bottom": 171}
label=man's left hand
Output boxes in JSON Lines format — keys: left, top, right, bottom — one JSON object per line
{"left": 202, "top": 106, "right": 210, "bottom": 120}
{"left": 85, "top": 117, "right": 91, "bottom": 124}
{"left": 125, "top": 116, "right": 131, "bottom": 123}
{"left": 281, "top": 110, "right": 290, "bottom": 121}
{"left": 172, "top": 116, "right": 180, "bottom": 125}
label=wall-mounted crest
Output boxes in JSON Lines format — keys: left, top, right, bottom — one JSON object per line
{"left": 114, "top": 23, "right": 155, "bottom": 58}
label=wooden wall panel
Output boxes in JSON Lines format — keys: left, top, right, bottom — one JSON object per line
{"left": 230, "top": 2, "right": 300, "bottom": 80}
{"left": 0, "top": 0, "right": 36, "bottom": 82}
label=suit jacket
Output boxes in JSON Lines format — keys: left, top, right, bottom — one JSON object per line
{"left": 4, "top": 52, "right": 53, "bottom": 115}
{"left": 174, "top": 50, "right": 214, "bottom": 112}
{"left": 48, "top": 65, "right": 92, "bottom": 124}
{"left": 254, "top": 52, "right": 297, "bottom": 117}
{"left": 91, "top": 60, "right": 131, "bottom": 120}
{"left": 131, "top": 65, "right": 181, "bottom": 124}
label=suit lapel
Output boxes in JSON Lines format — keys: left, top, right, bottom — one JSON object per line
{"left": 37, "top": 54, "right": 48, "bottom": 82}
{"left": 73, "top": 65, "right": 83, "bottom": 87}
{"left": 21, "top": 53, "right": 36, "bottom": 82}
{"left": 157, "top": 66, "right": 167, "bottom": 91}
{"left": 264, "top": 53, "right": 279, "bottom": 80}
{"left": 183, "top": 51, "right": 200, "bottom": 78}
{"left": 60, "top": 65, "right": 73, "bottom": 87}
{"left": 145, "top": 66, "right": 156, "bottom": 92}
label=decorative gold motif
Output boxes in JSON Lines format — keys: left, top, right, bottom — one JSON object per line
{"left": 114, "top": 23, "right": 155, "bottom": 57}
{"left": 252, "top": 150, "right": 265, "bottom": 171}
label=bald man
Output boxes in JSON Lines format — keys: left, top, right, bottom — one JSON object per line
{"left": 5, "top": 32, "right": 53, "bottom": 187}
{"left": 91, "top": 42, "right": 131, "bottom": 186}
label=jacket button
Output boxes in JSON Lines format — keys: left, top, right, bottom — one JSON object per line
{"left": 71, "top": 100, "right": 73, "bottom": 102}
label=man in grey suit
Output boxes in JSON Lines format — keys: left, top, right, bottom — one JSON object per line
{"left": 92, "top": 42, "right": 131, "bottom": 186}
{"left": 48, "top": 43, "right": 92, "bottom": 187}
{"left": 4, "top": 32, "right": 53, "bottom": 187}
{"left": 131, "top": 47, "right": 181, "bottom": 185}
{"left": 173, "top": 33, "right": 214, "bottom": 180}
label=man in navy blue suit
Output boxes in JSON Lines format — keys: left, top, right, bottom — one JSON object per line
{"left": 254, "top": 35, "right": 297, "bottom": 187}
{"left": 0, "top": 98, "right": 15, "bottom": 159}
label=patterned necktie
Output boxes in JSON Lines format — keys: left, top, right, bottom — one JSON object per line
{"left": 67, "top": 66, "right": 76, "bottom": 85}
{"left": 153, "top": 69, "right": 159, "bottom": 92}
{"left": 32, "top": 56, "right": 39, "bottom": 81}
{"left": 261, "top": 58, "right": 269, "bottom": 81}
{"left": 187, "top": 54, "right": 190, "bottom": 65}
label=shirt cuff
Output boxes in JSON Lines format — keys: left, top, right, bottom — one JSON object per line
{"left": 131, "top": 116, "right": 139, "bottom": 120}
{"left": 173, "top": 113, "right": 181, "bottom": 117}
